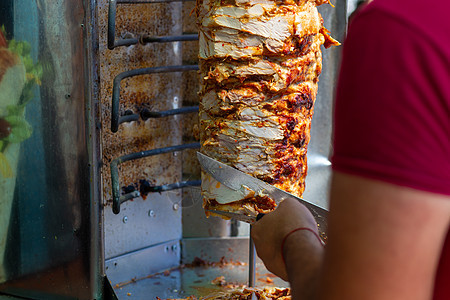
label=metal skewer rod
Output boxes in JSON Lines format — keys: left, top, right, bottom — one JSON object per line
{"left": 249, "top": 226, "right": 256, "bottom": 287}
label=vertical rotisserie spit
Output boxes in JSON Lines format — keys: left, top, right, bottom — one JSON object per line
{"left": 197, "top": 0, "right": 339, "bottom": 217}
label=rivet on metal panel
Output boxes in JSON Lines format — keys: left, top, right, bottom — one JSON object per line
{"left": 171, "top": 244, "right": 178, "bottom": 251}
{"left": 122, "top": 216, "right": 128, "bottom": 223}
{"left": 164, "top": 246, "right": 170, "bottom": 253}
{"left": 172, "top": 203, "right": 179, "bottom": 211}
{"left": 148, "top": 210, "right": 155, "bottom": 217}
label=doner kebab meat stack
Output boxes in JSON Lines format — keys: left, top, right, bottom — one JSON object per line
{"left": 197, "top": 0, "right": 339, "bottom": 217}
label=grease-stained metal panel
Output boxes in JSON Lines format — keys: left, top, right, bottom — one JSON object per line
{"left": 106, "top": 240, "right": 180, "bottom": 285}
{"left": 98, "top": 0, "right": 185, "bottom": 204}
{"left": 104, "top": 189, "right": 182, "bottom": 258}
{"left": 98, "top": 1, "right": 190, "bottom": 257}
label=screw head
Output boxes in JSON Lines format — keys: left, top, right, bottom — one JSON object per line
{"left": 122, "top": 216, "right": 128, "bottom": 223}
{"left": 173, "top": 203, "right": 179, "bottom": 211}
{"left": 148, "top": 210, "right": 155, "bottom": 217}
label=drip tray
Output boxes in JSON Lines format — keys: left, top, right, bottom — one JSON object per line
{"left": 107, "top": 237, "right": 288, "bottom": 299}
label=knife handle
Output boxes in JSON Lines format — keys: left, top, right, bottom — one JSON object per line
{"left": 256, "top": 213, "right": 265, "bottom": 221}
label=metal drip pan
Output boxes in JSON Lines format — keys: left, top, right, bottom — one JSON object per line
{"left": 107, "top": 237, "right": 288, "bottom": 299}
{"left": 113, "top": 260, "right": 288, "bottom": 299}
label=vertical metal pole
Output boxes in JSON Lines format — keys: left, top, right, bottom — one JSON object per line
{"left": 249, "top": 226, "right": 256, "bottom": 287}
{"left": 86, "top": 0, "right": 104, "bottom": 298}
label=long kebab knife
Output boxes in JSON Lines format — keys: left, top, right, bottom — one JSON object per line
{"left": 197, "top": 152, "right": 329, "bottom": 237}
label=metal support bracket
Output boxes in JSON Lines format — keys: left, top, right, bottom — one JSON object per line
{"left": 110, "top": 64, "right": 199, "bottom": 132}
{"left": 108, "top": 0, "right": 197, "bottom": 50}
{"left": 110, "top": 142, "right": 201, "bottom": 214}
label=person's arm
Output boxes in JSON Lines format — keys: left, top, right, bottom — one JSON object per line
{"left": 319, "top": 171, "right": 450, "bottom": 300}
{"left": 251, "top": 171, "right": 450, "bottom": 299}
{"left": 251, "top": 197, "right": 324, "bottom": 298}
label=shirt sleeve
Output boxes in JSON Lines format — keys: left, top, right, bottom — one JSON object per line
{"left": 331, "top": 7, "right": 450, "bottom": 195}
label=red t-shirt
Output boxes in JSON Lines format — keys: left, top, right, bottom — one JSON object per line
{"left": 331, "top": 0, "right": 450, "bottom": 298}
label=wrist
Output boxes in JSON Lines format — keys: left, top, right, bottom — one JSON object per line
{"left": 281, "top": 227, "right": 325, "bottom": 267}
{"left": 281, "top": 228, "right": 324, "bottom": 299}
